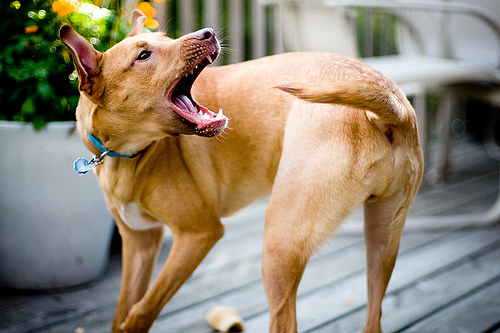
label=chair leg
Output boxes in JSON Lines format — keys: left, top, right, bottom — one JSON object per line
{"left": 413, "top": 89, "right": 428, "bottom": 164}
{"left": 428, "top": 92, "right": 455, "bottom": 183}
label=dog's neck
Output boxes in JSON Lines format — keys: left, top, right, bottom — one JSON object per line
{"left": 86, "top": 131, "right": 139, "bottom": 159}
{"left": 76, "top": 94, "right": 160, "bottom": 157}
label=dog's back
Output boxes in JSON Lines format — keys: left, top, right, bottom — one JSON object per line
{"left": 193, "top": 52, "right": 423, "bottom": 218}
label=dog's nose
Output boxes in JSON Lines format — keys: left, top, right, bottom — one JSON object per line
{"left": 193, "top": 28, "right": 216, "bottom": 42}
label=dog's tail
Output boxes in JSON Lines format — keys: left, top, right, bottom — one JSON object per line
{"left": 277, "top": 81, "right": 411, "bottom": 125}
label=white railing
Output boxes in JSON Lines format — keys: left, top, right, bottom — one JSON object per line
{"left": 126, "top": 0, "right": 398, "bottom": 64}
{"left": 123, "top": 0, "right": 500, "bottom": 66}
{"left": 124, "top": 0, "right": 284, "bottom": 64}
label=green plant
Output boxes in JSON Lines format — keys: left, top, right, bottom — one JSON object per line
{"left": 0, "top": 0, "right": 127, "bottom": 129}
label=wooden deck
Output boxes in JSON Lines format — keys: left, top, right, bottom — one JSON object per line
{"left": 2, "top": 137, "right": 500, "bottom": 333}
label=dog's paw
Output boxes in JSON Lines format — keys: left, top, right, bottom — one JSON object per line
{"left": 119, "top": 304, "right": 155, "bottom": 333}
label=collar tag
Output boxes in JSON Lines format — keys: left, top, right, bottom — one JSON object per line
{"left": 74, "top": 157, "right": 97, "bottom": 174}
{"left": 74, "top": 151, "right": 109, "bottom": 175}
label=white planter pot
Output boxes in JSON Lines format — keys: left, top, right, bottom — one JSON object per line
{"left": 0, "top": 121, "right": 113, "bottom": 290}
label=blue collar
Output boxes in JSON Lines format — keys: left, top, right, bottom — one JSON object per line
{"left": 87, "top": 132, "right": 137, "bottom": 158}
{"left": 73, "top": 132, "right": 138, "bottom": 174}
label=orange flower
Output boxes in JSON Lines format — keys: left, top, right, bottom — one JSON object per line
{"left": 137, "top": 2, "right": 159, "bottom": 29}
{"left": 145, "top": 17, "right": 159, "bottom": 29}
{"left": 137, "top": 2, "right": 156, "bottom": 18}
{"left": 24, "top": 25, "right": 39, "bottom": 34}
{"left": 52, "top": 0, "right": 75, "bottom": 17}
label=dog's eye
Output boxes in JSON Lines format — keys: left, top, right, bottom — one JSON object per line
{"left": 136, "top": 50, "right": 151, "bottom": 61}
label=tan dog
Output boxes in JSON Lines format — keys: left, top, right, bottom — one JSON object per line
{"left": 60, "top": 9, "right": 423, "bottom": 333}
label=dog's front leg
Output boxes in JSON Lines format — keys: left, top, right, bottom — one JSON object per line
{"left": 119, "top": 219, "right": 225, "bottom": 332}
{"left": 112, "top": 215, "right": 165, "bottom": 333}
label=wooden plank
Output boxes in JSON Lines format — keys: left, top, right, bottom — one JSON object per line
{"left": 312, "top": 243, "right": 500, "bottom": 332}
{"left": 403, "top": 277, "right": 500, "bottom": 333}
{"left": 410, "top": 171, "right": 498, "bottom": 216}
{"left": 242, "top": 227, "right": 500, "bottom": 332}
{"left": 5, "top": 209, "right": 498, "bottom": 332}
{"left": 33, "top": 234, "right": 363, "bottom": 333}
{"left": 0, "top": 212, "right": 458, "bottom": 333}
{"left": 132, "top": 231, "right": 451, "bottom": 331}
{"left": 3, "top": 226, "right": 497, "bottom": 333}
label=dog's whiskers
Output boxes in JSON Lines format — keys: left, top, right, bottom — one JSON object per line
{"left": 215, "top": 121, "right": 232, "bottom": 142}
{"left": 215, "top": 33, "right": 231, "bottom": 57}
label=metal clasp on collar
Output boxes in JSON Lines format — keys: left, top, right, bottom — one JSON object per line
{"left": 90, "top": 150, "right": 110, "bottom": 165}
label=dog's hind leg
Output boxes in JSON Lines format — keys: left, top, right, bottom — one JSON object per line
{"left": 262, "top": 201, "right": 309, "bottom": 333}
{"left": 112, "top": 214, "right": 165, "bottom": 333}
{"left": 362, "top": 192, "right": 415, "bottom": 333}
{"left": 262, "top": 176, "right": 366, "bottom": 333}
{"left": 262, "top": 107, "right": 369, "bottom": 333}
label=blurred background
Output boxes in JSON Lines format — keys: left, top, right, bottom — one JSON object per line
{"left": 1, "top": 1, "right": 500, "bottom": 332}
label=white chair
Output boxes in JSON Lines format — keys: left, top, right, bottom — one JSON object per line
{"left": 263, "top": 0, "right": 500, "bottom": 229}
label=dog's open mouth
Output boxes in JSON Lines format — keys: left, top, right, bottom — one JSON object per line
{"left": 169, "top": 50, "right": 227, "bottom": 137}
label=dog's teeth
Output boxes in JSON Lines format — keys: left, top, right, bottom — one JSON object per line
{"left": 216, "top": 109, "right": 224, "bottom": 119}
{"left": 190, "top": 69, "right": 194, "bottom": 75}
{"left": 207, "top": 55, "right": 214, "bottom": 64}
{"left": 195, "top": 65, "right": 198, "bottom": 69}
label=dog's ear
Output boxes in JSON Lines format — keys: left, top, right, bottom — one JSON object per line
{"left": 60, "top": 25, "right": 102, "bottom": 96}
{"left": 128, "top": 9, "right": 147, "bottom": 37}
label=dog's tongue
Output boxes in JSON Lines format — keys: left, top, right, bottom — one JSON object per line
{"left": 171, "top": 93, "right": 227, "bottom": 136}
{"left": 172, "top": 95, "right": 197, "bottom": 114}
